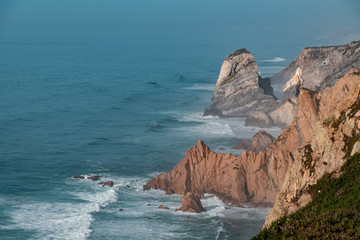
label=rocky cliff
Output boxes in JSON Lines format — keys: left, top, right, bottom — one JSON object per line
{"left": 145, "top": 68, "right": 360, "bottom": 218}
{"left": 205, "top": 41, "right": 360, "bottom": 129}
{"left": 263, "top": 68, "right": 360, "bottom": 227}
{"left": 271, "top": 41, "right": 360, "bottom": 91}
{"left": 144, "top": 81, "right": 321, "bottom": 205}
{"left": 203, "top": 49, "right": 276, "bottom": 117}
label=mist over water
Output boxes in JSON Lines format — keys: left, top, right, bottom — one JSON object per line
{"left": 1, "top": 0, "right": 359, "bottom": 239}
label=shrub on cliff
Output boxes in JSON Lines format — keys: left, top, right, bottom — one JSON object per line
{"left": 253, "top": 153, "right": 360, "bottom": 239}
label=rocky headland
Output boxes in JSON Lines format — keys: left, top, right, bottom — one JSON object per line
{"left": 144, "top": 41, "right": 360, "bottom": 235}
{"left": 204, "top": 41, "right": 360, "bottom": 129}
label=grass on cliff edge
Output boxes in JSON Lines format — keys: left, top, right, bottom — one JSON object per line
{"left": 253, "top": 153, "right": 360, "bottom": 240}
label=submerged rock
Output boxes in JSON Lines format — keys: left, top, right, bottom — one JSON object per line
{"left": 98, "top": 181, "right": 114, "bottom": 187}
{"left": 88, "top": 175, "right": 101, "bottom": 181}
{"left": 158, "top": 205, "right": 169, "bottom": 210}
{"left": 73, "top": 175, "right": 85, "bottom": 179}
{"left": 175, "top": 192, "right": 206, "bottom": 213}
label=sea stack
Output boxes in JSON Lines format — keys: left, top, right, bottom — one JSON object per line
{"left": 175, "top": 192, "right": 206, "bottom": 213}
{"left": 204, "top": 49, "right": 276, "bottom": 117}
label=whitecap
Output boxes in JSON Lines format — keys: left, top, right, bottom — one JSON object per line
{"left": 261, "top": 57, "right": 285, "bottom": 62}
{"left": 4, "top": 177, "right": 118, "bottom": 240}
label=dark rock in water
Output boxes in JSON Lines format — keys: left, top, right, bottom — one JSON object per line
{"left": 73, "top": 175, "right": 85, "bottom": 179}
{"left": 98, "top": 181, "right": 114, "bottom": 187}
{"left": 175, "top": 192, "right": 206, "bottom": 213}
{"left": 126, "top": 185, "right": 131, "bottom": 189}
{"left": 158, "top": 205, "right": 169, "bottom": 210}
{"left": 218, "top": 147, "right": 225, "bottom": 151}
{"left": 105, "top": 181, "right": 114, "bottom": 187}
{"left": 147, "top": 204, "right": 151, "bottom": 206}
{"left": 88, "top": 175, "right": 101, "bottom": 181}
{"left": 119, "top": 208, "right": 123, "bottom": 211}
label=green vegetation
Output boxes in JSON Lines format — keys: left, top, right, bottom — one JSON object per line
{"left": 253, "top": 153, "right": 360, "bottom": 240}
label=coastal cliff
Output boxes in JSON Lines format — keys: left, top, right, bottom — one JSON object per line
{"left": 145, "top": 68, "right": 360, "bottom": 229}
{"left": 144, "top": 76, "right": 325, "bottom": 205}
{"left": 205, "top": 41, "right": 360, "bottom": 129}
{"left": 264, "top": 68, "right": 360, "bottom": 227}
{"left": 271, "top": 41, "right": 360, "bottom": 91}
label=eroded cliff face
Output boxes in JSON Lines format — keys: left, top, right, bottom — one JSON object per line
{"left": 145, "top": 68, "right": 360, "bottom": 215}
{"left": 264, "top": 68, "right": 360, "bottom": 228}
{"left": 206, "top": 41, "right": 360, "bottom": 129}
{"left": 204, "top": 49, "right": 276, "bottom": 117}
{"left": 271, "top": 41, "right": 360, "bottom": 91}
{"left": 144, "top": 84, "right": 320, "bottom": 205}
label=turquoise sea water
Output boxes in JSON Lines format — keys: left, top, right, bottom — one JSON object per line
{"left": 0, "top": 41, "right": 291, "bottom": 239}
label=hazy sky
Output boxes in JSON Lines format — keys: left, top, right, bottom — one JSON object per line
{"left": 1, "top": 0, "right": 359, "bottom": 47}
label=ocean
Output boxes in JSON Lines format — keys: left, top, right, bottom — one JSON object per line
{"left": 0, "top": 41, "right": 288, "bottom": 239}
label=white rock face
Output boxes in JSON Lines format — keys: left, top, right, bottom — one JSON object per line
{"left": 205, "top": 41, "right": 360, "bottom": 129}
{"left": 204, "top": 49, "right": 276, "bottom": 117}
{"left": 271, "top": 41, "right": 360, "bottom": 91}
{"left": 282, "top": 68, "right": 303, "bottom": 94}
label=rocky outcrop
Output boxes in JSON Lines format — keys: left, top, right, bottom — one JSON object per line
{"left": 234, "top": 130, "right": 275, "bottom": 153}
{"left": 271, "top": 41, "right": 360, "bottom": 91}
{"left": 204, "top": 49, "right": 276, "bottom": 117}
{"left": 175, "top": 192, "right": 206, "bottom": 213}
{"left": 206, "top": 41, "right": 360, "bottom": 129}
{"left": 145, "top": 68, "right": 360, "bottom": 213}
{"left": 144, "top": 95, "right": 310, "bottom": 205}
{"left": 264, "top": 68, "right": 360, "bottom": 228}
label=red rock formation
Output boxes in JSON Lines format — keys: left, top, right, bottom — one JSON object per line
{"left": 146, "top": 68, "right": 360, "bottom": 217}
{"left": 234, "top": 130, "right": 275, "bottom": 153}
{"left": 175, "top": 192, "right": 206, "bottom": 213}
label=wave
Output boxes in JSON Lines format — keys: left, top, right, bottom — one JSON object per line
{"left": 261, "top": 57, "right": 285, "bottom": 63}
{"left": 2, "top": 176, "right": 118, "bottom": 240}
{"left": 173, "top": 112, "right": 282, "bottom": 139}
{"left": 183, "top": 84, "right": 214, "bottom": 91}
